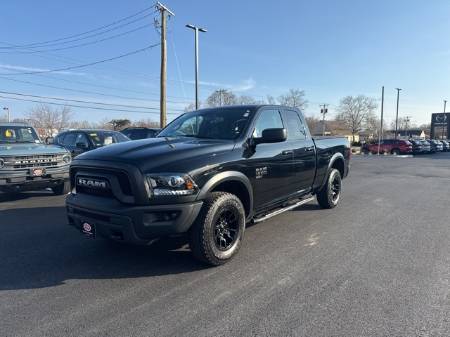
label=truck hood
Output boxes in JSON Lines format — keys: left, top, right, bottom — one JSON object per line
{"left": 74, "top": 137, "right": 235, "bottom": 172}
{"left": 0, "top": 142, "right": 68, "bottom": 156}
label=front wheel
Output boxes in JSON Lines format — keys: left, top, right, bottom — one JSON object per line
{"left": 189, "top": 192, "right": 245, "bottom": 266}
{"left": 391, "top": 148, "right": 400, "bottom": 155}
{"left": 317, "top": 169, "right": 342, "bottom": 209}
{"left": 52, "top": 181, "right": 70, "bottom": 195}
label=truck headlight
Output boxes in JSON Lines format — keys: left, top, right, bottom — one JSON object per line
{"left": 0, "top": 158, "right": 4, "bottom": 169}
{"left": 145, "top": 173, "right": 198, "bottom": 196}
{"left": 62, "top": 154, "right": 71, "bottom": 164}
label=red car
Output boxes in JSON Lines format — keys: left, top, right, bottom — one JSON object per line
{"left": 367, "top": 139, "right": 413, "bottom": 155}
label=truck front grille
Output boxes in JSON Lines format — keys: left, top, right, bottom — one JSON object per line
{"left": 8, "top": 154, "right": 61, "bottom": 169}
{"left": 71, "top": 167, "right": 133, "bottom": 199}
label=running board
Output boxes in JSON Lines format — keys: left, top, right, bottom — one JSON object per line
{"left": 253, "top": 196, "right": 315, "bottom": 223}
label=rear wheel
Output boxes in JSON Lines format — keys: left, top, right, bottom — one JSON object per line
{"left": 317, "top": 169, "right": 342, "bottom": 209}
{"left": 189, "top": 192, "right": 245, "bottom": 266}
{"left": 52, "top": 181, "right": 70, "bottom": 195}
{"left": 391, "top": 148, "right": 400, "bottom": 155}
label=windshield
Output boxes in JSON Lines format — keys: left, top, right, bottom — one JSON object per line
{"left": 158, "top": 108, "right": 254, "bottom": 140}
{"left": 87, "top": 131, "right": 128, "bottom": 147}
{"left": 0, "top": 126, "right": 40, "bottom": 144}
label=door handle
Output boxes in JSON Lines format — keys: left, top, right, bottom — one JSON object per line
{"left": 305, "top": 146, "right": 315, "bottom": 152}
{"left": 281, "top": 150, "right": 293, "bottom": 155}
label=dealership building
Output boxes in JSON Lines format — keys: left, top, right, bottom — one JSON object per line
{"left": 430, "top": 113, "right": 450, "bottom": 139}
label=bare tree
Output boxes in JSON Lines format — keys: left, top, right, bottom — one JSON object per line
{"left": 304, "top": 116, "right": 321, "bottom": 134}
{"left": 206, "top": 89, "right": 237, "bottom": 107}
{"left": 278, "top": 89, "right": 308, "bottom": 110}
{"left": 236, "top": 95, "right": 259, "bottom": 105}
{"left": 266, "top": 95, "right": 276, "bottom": 105}
{"left": 132, "top": 119, "right": 160, "bottom": 128}
{"left": 184, "top": 102, "right": 198, "bottom": 112}
{"left": 390, "top": 117, "right": 417, "bottom": 131}
{"left": 26, "top": 104, "right": 73, "bottom": 137}
{"left": 110, "top": 119, "right": 131, "bottom": 131}
{"left": 336, "top": 95, "right": 378, "bottom": 143}
{"left": 68, "top": 120, "right": 92, "bottom": 129}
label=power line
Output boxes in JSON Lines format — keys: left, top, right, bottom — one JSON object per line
{"left": 0, "top": 6, "right": 157, "bottom": 49}
{"left": 0, "top": 76, "right": 192, "bottom": 104}
{"left": 0, "top": 43, "right": 160, "bottom": 75}
{"left": 0, "top": 23, "right": 153, "bottom": 54}
{"left": 0, "top": 90, "right": 185, "bottom": 111}
{"left": 0, "top": 94, "right": 181, "bottom": 115}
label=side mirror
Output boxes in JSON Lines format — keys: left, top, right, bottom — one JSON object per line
{"left": 75, "top": 142, "right": 88, "bottom": 150}
{"left": 255, "top": 128, "right": 287, "bottom": 145}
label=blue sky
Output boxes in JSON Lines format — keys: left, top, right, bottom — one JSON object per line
{"left": 0, "top": 0, "right": 449, "bottom": 125}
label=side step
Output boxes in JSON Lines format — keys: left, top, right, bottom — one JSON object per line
{"left": 253, "top": 196, "right": 315, "bottom": 223}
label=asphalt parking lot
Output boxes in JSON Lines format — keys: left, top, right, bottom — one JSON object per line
{"left": 1, "top": 154, "right": 449, "bottom": 337}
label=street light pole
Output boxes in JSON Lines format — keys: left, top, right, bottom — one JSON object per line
{"left": 394, "top": 88, "right": 402, "bottom": 140}
{"left": 186, "top": 24, "right": 207, "bottom": 110}
{"left": 443, "top": 100, "right": 447, "bottom": 139}
{"left": 3, "top": 107, "right": 10, "bottom": 122}
{"left": 377, "top": 86, "right": 384, "bottom": 155}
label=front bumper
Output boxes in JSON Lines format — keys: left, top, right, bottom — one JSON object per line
{"left": 66, "top": 193, "right": 203, "bottom": 244}
{"left": 0, "top": 166, "right": 69, "bottom": 192}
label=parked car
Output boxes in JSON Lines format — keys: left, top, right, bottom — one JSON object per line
{"left": 420, "top": 140, "right": 432, "bottom": 153}
{"left": 409, "top": 139, "right": 425, "bottom": 154}
{"left": 428, "top": 139, "right": 443, "bottom": 153}
{"left": 0, "top": 122, "right": 71, "bottom": 194}
{"left": 367, "top": 139, "right": 413, "bottom": 155}
{"left": 54, "top": 129, "right": 130, "bottom": 157}
{"left": 361, "top": 141, "right": 376, "bottom": 154}
{"left": 66, "top": 105, "right": 351, "bottom": 265}
{"left": 440, "top": 139, "right": 450, "bottom": 152}
{"left": 121, "top": 127, "right": 161, "bottom": 140}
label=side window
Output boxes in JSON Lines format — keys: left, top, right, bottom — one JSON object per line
{"left": 75, "top": 133, "right": 90, "bottom": 147}
{"left": 62, "top": 133, "right": 77, "bottom": 147}
{"left": 55, "top": 134, "right": 65, "bottom": 145}
{"left": 178, "top": 116, "right": 204, "bottom": 136}
{"left": 284, "top": 110, "right": 306, "bottom": 140}
{"left": 253, "top": 109, "right": 283, "bottom": 138}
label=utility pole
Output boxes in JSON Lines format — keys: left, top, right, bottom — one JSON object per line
{"left": 156, "top": 2, "right": 175, "bottom": 128}
{"left": 377, "top": 86, "right": 384, "bottom": 155}
{"left": 394, "top": 88, "right": 402, "bottom": 140}
{"left": 3, "top": 107, "right": 10, "bottom": 122}
{"left": 320, "top": 104, "right": 328, "bottom": 136}
{"left": 442, "top": 100, "right": 447, "bottom": 139}
{"left": 186, "top": 24, "right": 207, "bottom": 110}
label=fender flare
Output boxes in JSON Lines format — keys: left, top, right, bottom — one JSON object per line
{"left": 318, "top": 152, "right": 345, "bottom": 190}
{"left": 197, "top": 171, "right": 253, "bottom": 216}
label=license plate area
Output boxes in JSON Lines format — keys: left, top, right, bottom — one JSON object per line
{"left": 81, "top": 222, "right": 96, "bottom": 239}
{"left": 31, "top": 168, "right": 45, "bottom": 177}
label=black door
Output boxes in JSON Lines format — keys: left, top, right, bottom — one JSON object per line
{"left": 282, "top": 109, "right": 317, "bottom": 193}
{"left": 60, "top": 132, "right": 78, "bottom": 157}
{"left": 245, "top": 108, "right": 295, "bottom": 209}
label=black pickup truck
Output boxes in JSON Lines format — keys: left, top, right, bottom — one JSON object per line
{"left": 66, "top": 105, "right": 350, "bottom": 265}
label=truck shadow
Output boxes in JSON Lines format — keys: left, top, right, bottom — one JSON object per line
{"left": 0, "top": 206, "right": 206, "bottom": 291}
{"left": 0, "top": 190, "right": 54, "bottom": 202}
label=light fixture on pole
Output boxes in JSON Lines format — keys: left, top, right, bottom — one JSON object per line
{"left": 186, "top": 24, "right": 207, "bottom": 110}
{"left": 3, "top": 107, "right": 10, "bottom": 122}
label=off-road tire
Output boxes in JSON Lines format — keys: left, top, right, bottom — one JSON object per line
{"left": 189, "top": 192, "right": 245, "bottom": 266}
{"left": 52, "top": 181, "right": 70, "bottom": 195}
{"left": 317, "top": 169, "right": 342, "bottom": 209}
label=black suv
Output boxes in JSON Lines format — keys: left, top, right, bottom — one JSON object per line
{"left": 54, "top": 129, "right": 130, "bottom": 157}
